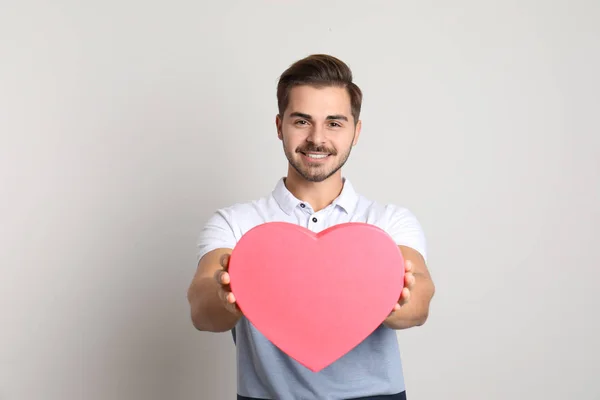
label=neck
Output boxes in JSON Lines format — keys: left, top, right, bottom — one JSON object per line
{"left": 284, "top": 166, "right": 344, "bottom": 212}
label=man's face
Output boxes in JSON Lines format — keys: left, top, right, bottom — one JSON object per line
{"left": 276, "top": 85, "right": 361, "bottom": 183}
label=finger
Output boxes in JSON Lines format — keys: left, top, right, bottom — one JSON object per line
{"left": 388, "top": 302, "right": 401, "bottom": 316}
{"left": 218, "top": 286, "right": 228, "bottom": 303}
{"left": 214, "top": 269, "right": 230, "bottom": 285}
{"left": 222, "top": 291, "right": 240, "bottom": 315}
{"left": 398, "top": 287, "right": 411, "bottom": 306}
{"left": 218, "top": 287, "right": 236, "bottom": 304}
{"left": 404, "top": 272, "right": 415, "bottom": 289}
{"left": 220, "top": 271, "right": 230, "bottom": 285}
{"left": 220, "top": 253, "right": 231, "bottom": 270}
{"left": 226, "top": 291, "right": 236, "bottom": 304}
{"left": 404, "top": 259, "right": 413, "bottom": 273}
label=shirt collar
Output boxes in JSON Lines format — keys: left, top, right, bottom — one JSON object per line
{"left": 272, "top": 177, "right": 359, "bottom": 215}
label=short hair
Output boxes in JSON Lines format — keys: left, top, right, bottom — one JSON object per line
{"left": 276, "top": 54, "right": 363, "bottom": 124}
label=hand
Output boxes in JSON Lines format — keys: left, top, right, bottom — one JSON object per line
{"left": 388, "top": 258, "right": 416, "bottom": 315}
{"left": 213, "top": 253, "right": 242, "bottom": 316}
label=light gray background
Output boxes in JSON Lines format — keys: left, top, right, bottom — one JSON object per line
{"left": 1, "top": 1, "right": 599, "bottom": 399}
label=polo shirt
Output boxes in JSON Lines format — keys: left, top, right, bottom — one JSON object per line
{"left": 196, "top": 177, "right": 427, "bottom": 400}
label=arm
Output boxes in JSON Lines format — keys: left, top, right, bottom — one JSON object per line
{"left": 187, "top": 248, "right": 242, "bottom": 332}
{"left": 187, "top": 209, "right": 240, "bottom": 333}
{"left": 383, "top": 245, "right": 435, "bottom": 330}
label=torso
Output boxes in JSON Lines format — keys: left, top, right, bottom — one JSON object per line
{"left": 196, "top": 178, "right": 427, "bottom": 400}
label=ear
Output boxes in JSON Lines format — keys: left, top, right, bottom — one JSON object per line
{"left": 352, "top": 120, "right": 362, "bottom": 146}
{"left": 275, "top": 114, "right": 283, "bottom": 140}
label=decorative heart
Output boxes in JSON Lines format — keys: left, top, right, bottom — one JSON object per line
{"left": 228, "top": 221, "right": 405, "bottom": 372}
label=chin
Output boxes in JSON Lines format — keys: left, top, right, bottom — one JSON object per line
{"left": 304, "top": 175, "right": 329, "bottom": 183}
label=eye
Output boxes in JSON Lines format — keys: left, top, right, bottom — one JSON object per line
{"left": 329, "top": 122, "right": 342, "bottom": 128}
{"left": 295, "top": 120, "right": 309, "bottom": 126}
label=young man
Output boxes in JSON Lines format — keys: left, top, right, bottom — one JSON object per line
{"left": 187, "top": 54, "right": 435, "bottom": 400}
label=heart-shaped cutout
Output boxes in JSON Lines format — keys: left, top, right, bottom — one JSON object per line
{"left": 228, "top": 221, "right": 405, "bottom": 372}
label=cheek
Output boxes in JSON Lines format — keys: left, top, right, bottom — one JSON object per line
{"left": 282, "top": 131, "right": 304, "bottom": 147}
{"left": 281, "top": 135, "right": 298, "bottom": 151}
{"left": 332, "top": 136, "right": 353, "bottom": 150}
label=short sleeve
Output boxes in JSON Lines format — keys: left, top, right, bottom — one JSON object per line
{"left": 196, "top": 209, "right": 238, "bottom": 263}
{"left": 385, "top": 205, "right": 428, "bottom": 262}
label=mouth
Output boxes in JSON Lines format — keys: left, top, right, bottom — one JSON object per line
{"left": 300, "top": 152, "right": 331, "bottom": 162}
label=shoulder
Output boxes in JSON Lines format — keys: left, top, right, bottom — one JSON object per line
{"left": 196, "top": 195, "right": 274, "bottom": 262}
{"left": 354, "top": 194, "right": 420, "bottom": 224}
{"left": 202, "top": 197, "right": 268, "bottom": 231}
{"left": 200, "top": 189, "right": 282, "bottom": 235}
{"left": 212, "top": 194, "right": 276, "bottom": 222}
{"left": 382, "top": 203, "right": 423, "bottom": 228}
{"left": 355, "top": 195, "right": 428, "bottom": 261}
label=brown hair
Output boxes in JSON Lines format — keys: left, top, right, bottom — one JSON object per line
{"left": 276, "top": 54, "right": 363, "bottom": 124}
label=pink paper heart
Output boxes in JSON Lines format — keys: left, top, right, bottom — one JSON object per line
{"left": 228, "top": 222, "right": 405, "bottom": 372}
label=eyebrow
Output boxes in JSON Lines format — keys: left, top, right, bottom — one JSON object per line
{"left": 289, "top": 112, "right": 348, "bottom": 122}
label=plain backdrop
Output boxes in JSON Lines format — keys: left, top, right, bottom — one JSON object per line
{"left": 1, "top": 1, "right": 599, "bottom": 399}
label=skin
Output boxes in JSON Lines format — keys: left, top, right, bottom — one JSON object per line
{"left": 187, "top": 85, "right": 435, "bottom": 332}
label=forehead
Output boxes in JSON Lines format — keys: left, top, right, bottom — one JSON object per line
{"left": 286, "top": 85, "right": 352, "bottom": 117}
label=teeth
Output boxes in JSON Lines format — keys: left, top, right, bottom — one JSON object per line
{"left": 307, "top": 153, "right": 328, "bottom": 159}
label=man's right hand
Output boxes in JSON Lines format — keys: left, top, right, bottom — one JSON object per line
{"left": 213, "top": 253, "right": 241, "bottom": 317}
{"left": 188, "top": 248, "right": 242, "bottom": 332}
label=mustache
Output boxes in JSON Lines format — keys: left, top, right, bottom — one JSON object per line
{"left": 296, "top": 144, "right": 337, "bottom": 155}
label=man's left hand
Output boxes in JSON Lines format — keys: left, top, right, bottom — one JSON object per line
{"left": 387, "top": 259, "right": 416, "bottom": 315}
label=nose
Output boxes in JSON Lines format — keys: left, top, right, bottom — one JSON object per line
{"left": 306, "top": 124, "right": 326, "bottom": 144}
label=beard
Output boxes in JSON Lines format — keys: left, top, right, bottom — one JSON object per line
{"left": 283, "top": 140, "right": 353, "bottom": 183}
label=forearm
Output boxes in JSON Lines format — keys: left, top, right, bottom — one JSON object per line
{"left": 189, "top": 276, "right": 241, "bottom": 332}
{"left": 384, "top": 272, "right": 435, "bottom": 330}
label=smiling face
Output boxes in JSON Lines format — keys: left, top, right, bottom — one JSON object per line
{"left": 276, "top": 85, "right": 362, "bottom": 183}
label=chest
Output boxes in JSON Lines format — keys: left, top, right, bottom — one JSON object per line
{"left": 231, "top": 200, "right": 390, "bottom": 243}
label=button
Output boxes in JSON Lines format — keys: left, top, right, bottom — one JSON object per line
{"left": 300, "top": 203, "right": 305, "bottom": 208}
{"left": 312, "top": 217, "right": 318, "bottom": 223}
